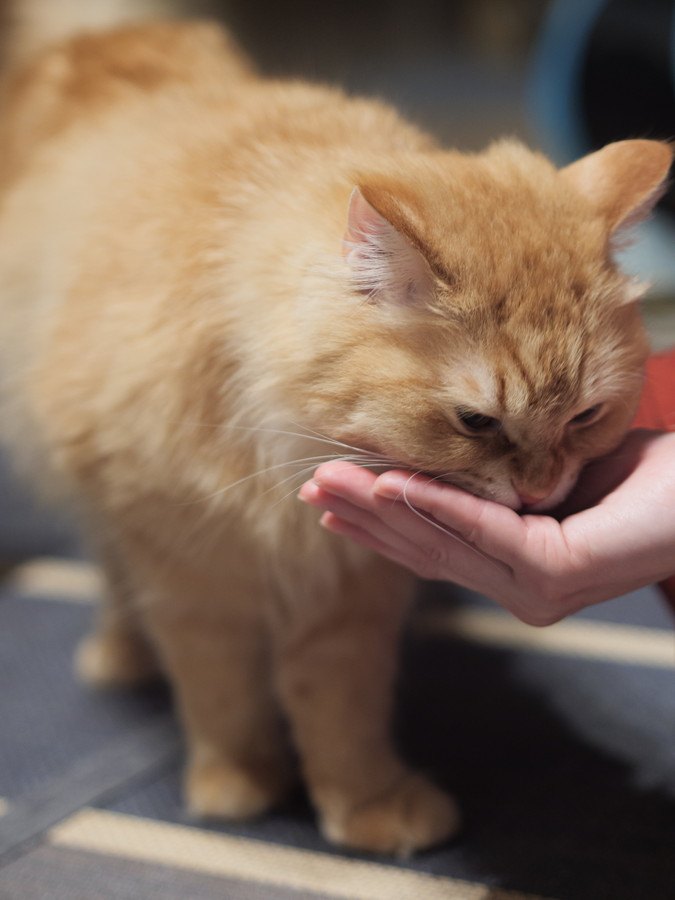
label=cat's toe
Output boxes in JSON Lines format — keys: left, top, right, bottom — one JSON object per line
{"left": 75, "top": 631, "right": 159, "bottom": 688}
{"left": 186, "top": 756, "right": 293, "bottom": 821}
{"left": 320, "top": 773, "right": 460, "bottom": 857}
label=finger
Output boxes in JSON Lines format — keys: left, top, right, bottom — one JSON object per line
{"left": 320, "top": 500, "right": 571, "bottom": 625}
{"left": 373, "top": 471, "right": 530, "bottom": 565}
{"left": 300, "top": 480, "right": 421, "bottom": 560}
{"left": 319, "top": 510, "right": 494, "bottom": 586}
{"left": 304, "top": 480, "right": 513, "bottom": 592}
{"left": 311, "top": 460, "right": 380, "bottom": 507}
{"left": 303, "top": 476, "right": 498, "bottom": 574}
{"left": 307, "top": 464, "right": 519, "bottom": 591}
{"left": 319, "top": 512, "right": 428, "bottom": 576}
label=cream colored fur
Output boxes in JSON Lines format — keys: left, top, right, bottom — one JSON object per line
{"left": 0, "top": 0, "right": 183, "bottom": 68}
{"left": 0, "top": 2, "right": 670, "bottom": 855}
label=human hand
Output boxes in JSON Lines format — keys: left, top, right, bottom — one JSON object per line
{"left": 298, "top": 430, "right": 675, "bottom": 625}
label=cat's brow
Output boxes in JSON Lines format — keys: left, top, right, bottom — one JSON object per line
{"left": 496, "top": 370, "right": 507, "bottom": 409}
{"left": 498, "top": 330, "right": 588, "bottom": 415}
{"left": 500, "top": 334, "right": 535, "bottom": 404}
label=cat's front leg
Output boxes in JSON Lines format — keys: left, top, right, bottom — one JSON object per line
{"left": 127, "top": 544, "right": 295, "bottom": 821}
{"left": 275, "top": 559, "right": 460, "bottom": 856}
{"left": 76, "top": 537, "right": 160, "bottom": 688}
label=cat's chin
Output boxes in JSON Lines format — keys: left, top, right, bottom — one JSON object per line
{"left": 516, "top": 471, "right": 580, "bottom": 514}
{"left": 435, "top": 469, "right": 581, "bottom": 514}
{"left": 433, "top": 474, "right": 521, "bottom": 511}
{"left": 486, "top": 489, "right": 521, "bottom": 511}
{"left": 520, "top": 497, "right": 559, "bottom": 513}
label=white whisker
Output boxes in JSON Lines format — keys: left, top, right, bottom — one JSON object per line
{"left": 400, "top": 473, "right": 492, "bottom": 562}
{"left": 267, "top": 464, "right": 335, "bottom": 507}
{"left": 266, "top": 455, "right": 393, "bottom": 500}
{"left": 286, "top": 419, "right": 381, "bottom": 458}
{"left": 180, "top": 443, "right": 395, "bottom": 508}
{"left": 269, "top": 458, "right": 394, "bottom": 510}
{"left": 168, "top": 419, "right": 381, "bottom": 459}
{"left": 227, "top": 420, "right": 382, "bottom": 459}
{"left": 179, "top": 454, "right": 344, "bottom": 506}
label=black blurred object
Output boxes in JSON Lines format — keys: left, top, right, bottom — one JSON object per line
{"left": 582, "top": 0, "right": 675, "bottom": 219}
{"left": 531, "top": 0, "right": 675, "bottom": 215}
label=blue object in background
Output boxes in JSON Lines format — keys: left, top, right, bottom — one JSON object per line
{"left": 529, "top": 0, "right": 675, "bottom": 294}
{"left": 528, "top": 0, "right": 609, "bottom": 164}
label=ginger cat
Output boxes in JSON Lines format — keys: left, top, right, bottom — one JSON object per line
{"left": 0, "top": 0, "right": 670, "bottom": 855}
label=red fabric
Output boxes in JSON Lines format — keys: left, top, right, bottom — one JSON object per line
{"left": 631, "top": 349, "right": 675, "bottom": 616}
{"left": 632, "top": 348, "right": 675, "bottom": 431}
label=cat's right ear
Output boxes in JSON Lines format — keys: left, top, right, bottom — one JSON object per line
{"left": 560, "top": 139, "right": 673, "bottom": 234}
{"left": 342, "top": 188, "right": 433, "bottom": 306}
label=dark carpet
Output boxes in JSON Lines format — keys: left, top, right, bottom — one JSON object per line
{"left": 1, "top": 455, "right": 674, "bottom": 899}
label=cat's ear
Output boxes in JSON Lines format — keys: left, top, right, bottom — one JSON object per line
{"left": 561, "top": 139, "right": 673, "bottom": 233}
{"left": 342, "top": 187, "right": 433, "bottom": 305}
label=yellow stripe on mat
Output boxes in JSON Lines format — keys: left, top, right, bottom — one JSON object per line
{"left": 0, "top": 799, "right": 7, "bottom": 816}
{"left": 50, "top": 808, "right": 550, "bottom": 900}
{"left": 418, "top": 608, "right": 675, "bottom": 669}
{"left": 9, "top": 558, "right": 101, "bottom": 602}
{"left": 14, "top": 560, "right": 672, "bottom": 668}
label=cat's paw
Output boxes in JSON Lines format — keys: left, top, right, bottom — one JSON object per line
{"left": 320, "top": 773, "right": 460, "bottom": 857}
{"left": 75, "top": 631, "right": 159, "bottom": 688}
{"left": 186, "top": 756, "right": 293, "bottom": 821}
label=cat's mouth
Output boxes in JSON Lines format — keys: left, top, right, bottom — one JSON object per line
{"left": 346, "top": 441, "right": 577, "bottom": 513}
{"left": 399, "top": 468, "right": 578, "bottom": 513}
{"left": 346, "top": 443, "right": 503, "bottom": 506}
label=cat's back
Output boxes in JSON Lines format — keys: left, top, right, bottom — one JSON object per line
{"left": 0, "top": 18, "right": 430, "bottom": 183}
{"left": 0, "top": 18, "right": 432, "bottom": 361}
{"left": 0, "top": 18, "right": 432, "bottom": 501}
{"left": 0, "top": 18, "right": 431, "bottom": 285}
{"left": 0, "top": 20, "right": 253, "bottom": 172}
{"left": 0, "top": 20, "right": 259, "bottom": 346}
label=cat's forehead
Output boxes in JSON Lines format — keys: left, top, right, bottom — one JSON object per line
{"left": 444, "top": 327, "right": 602, "bottom": 419}
{"left": 434, "top": 207, "right": 603, "bottom": 307}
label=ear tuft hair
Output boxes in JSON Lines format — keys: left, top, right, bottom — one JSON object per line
{"left": 342, "top": 188, "right": 433, "bottom": 306}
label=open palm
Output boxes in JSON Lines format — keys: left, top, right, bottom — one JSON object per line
{"left": 300, "top": 430, "right": 675, "bottom": 625}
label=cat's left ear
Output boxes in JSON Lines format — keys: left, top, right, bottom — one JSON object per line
{"left": 560, "top": 139, "right": 673, "bottom": 233}
{"left": 342, "top": 187, "right": 433, "bottom": 306}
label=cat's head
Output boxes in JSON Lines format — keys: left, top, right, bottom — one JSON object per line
{"left": 303, "top": 139, "right": 672, "bottom": 510}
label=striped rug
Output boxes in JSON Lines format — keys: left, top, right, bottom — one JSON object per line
{"left": 1, "top": 558, "right": 673, "bottom": 900}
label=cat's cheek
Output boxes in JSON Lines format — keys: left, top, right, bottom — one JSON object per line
{"left": 498, "top": 493, "right": 521, "bottom": 511}
{"left": 481, "top": 481, "right": 521, "bottom": 510}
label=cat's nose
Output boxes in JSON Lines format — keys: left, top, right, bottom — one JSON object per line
{"left": 517, "top": 490, "right": 551, "bottom": 508}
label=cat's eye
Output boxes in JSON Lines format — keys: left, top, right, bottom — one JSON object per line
{"left": 569, "top": 404, "right": 603, "bottom": 426}
{"left": 456, "top": 409, "right": 501, "bottom": 435}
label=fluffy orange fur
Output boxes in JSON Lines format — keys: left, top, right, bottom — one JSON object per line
{"left": 0, "top": 3, "right": 671, "bottom": 855}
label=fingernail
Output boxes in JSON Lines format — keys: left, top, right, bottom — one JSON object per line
{"left": 373, "top": 473, "right": 409, "bottom": 499}
{"left": 312, "top": 469, "right": 342, "bottom": 490}
{"left": 298, "top": 481, "right": 319, "bottom": 503}
{"left": 311, "top": 469, "right": 331, "bottom": 488}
